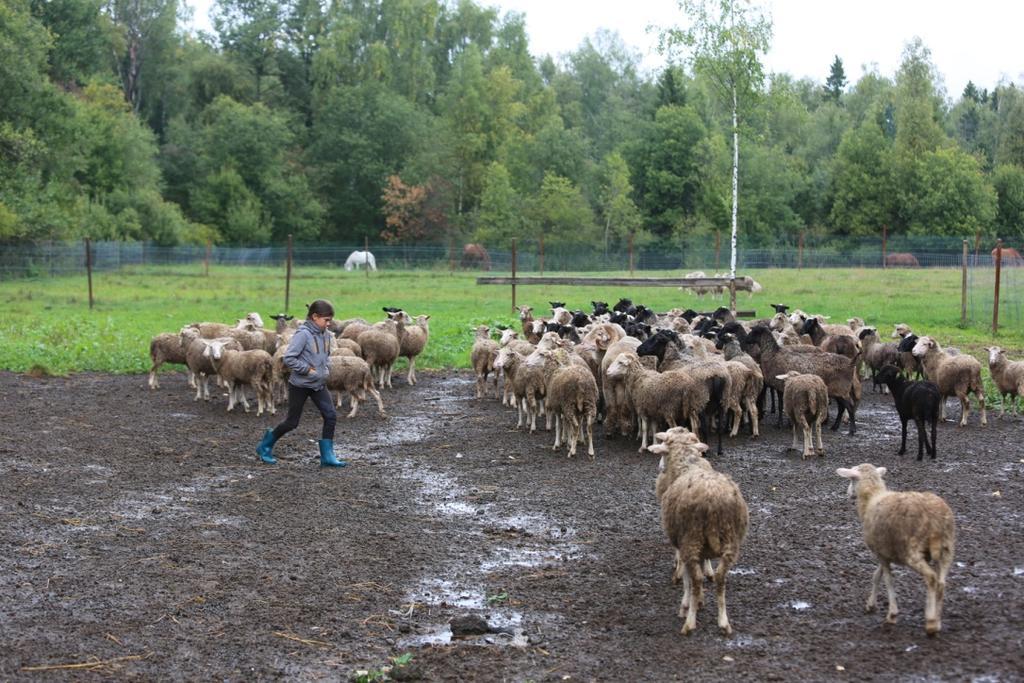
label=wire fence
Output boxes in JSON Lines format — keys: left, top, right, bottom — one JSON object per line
{"left": 1, "top": 236, "right": 1020, "bottom": 328}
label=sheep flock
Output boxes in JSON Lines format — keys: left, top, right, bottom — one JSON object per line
{"left": 471, "top": 298, "right": 1011, "bottom": 636}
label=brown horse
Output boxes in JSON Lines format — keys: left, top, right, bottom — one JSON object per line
{"left": 885, "top": 252, "right": 920, "bottom": 268}
{"left": 461, "top": 243, "right": 491, "bottom": 271}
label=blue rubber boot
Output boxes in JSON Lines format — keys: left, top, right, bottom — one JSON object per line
{"left": 318, "top": 439, "right": 347, "bottom": 468}
{"left": 256, "top": 429, "right": 279, "bottom": 464}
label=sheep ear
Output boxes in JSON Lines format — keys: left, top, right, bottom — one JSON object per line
{"left": 775, "top": 374, "right": 789, "bottom": 381}
{"left": 648, "top": 443, "right": 668, "bottom": 454}
{"left": 876, "top": 467, "right": 887, "bottom": 478}
{"left": 836, "top": 467, "right": 860, "bottom": 479}
{"left": 653, "top": 431, "right": 669, "bottom": 442}
{"left": 693, "top": 442, "right": 709, "bottom": 453}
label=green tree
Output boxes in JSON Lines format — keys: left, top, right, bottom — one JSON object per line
{"left": 900, "top": 147, "right": 995, "bottom": 236}
{"left": 823, "top": 55, "right": 845, "bottom": 103}
{"left": 596, "top": 152, "right": 643, "bottom": 254}
{"left": 473, "top": 161, "right": 523, "bottom": 246}
{"left": 658, "top": 0, "right": 772, "bottom": 278}
{"left": 30, "top": 0, "right": 115, "bottom": 85}
{"left": 213, "top": 0, "right": 283, "bottom": 102}
{"left": 829, "top": 116, "right": 895, "bottom": 237}
{"left": 992, "top": 164, "right": 1024, "bottom": 241}
{"left": 104, "top": 0, "right": 179, "bottom": 113}
{"left": 527, "top": 172, "right": 597, "bottom": 246}
{"left": 995, "top": 85, "right": 1024, "bottom": 167}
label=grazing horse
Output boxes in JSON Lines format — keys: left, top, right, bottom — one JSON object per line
{"left": 461, "top": 243, "right": 491, "bottom": 271}
{"left": 345, "top": 250, "right": 377, "bottom": 271}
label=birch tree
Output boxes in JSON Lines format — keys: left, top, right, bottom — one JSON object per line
{"left": 658, "top": 0, "right": 771, "bottom": 280}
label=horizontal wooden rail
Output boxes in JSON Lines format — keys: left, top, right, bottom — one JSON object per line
{"left": 476, "top": 276, "right": 757, "bottom": 290}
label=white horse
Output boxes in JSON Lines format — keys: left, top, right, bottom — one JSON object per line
{"left": 344, "top": 250, "right": 377, "bottom": 271}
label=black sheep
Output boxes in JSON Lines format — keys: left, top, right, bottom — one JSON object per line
{"left": 570, "top": 310, "right": 591, "bottom": 327}
{"left": 875, "top": 365, "right": 941, "bottom": 460}
{"left": 544, "top": 322, "right": 580, "bottom": 343}
{"left": 613, "top": 298, "right": 632, "bottom": 313}
{"left": 549, "top": 301, "right": 566, "bottom": 310}
{"left": 633, "top": 305, "right": 658, "bottom": 324}
{"left": 609, "top": 312, "right": 629, "bottom": 326}
{"left": 771, "top": 303, "right": 789, "bottom": 314}
{"left": 636, "top": 329, "right": 681, "bottom": 366}
{"left": 624, "top": 322, "right": 652, "bottom": 340}
{"left": 591, "top": 301, "right": 610, "bottom": 316}
{"left": 681, "top": 309, "right": 699, "bottom": 323}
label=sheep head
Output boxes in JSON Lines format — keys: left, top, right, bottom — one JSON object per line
{"left": 892, "top": 323, "right": 912, "bottom": 339}
{"left": 605, "top": 352, "right": 638, "bottom": 379}
{"left": 911, "top": 336, "right": 939, "bottom": 358}
{"left": 518, "top": 305, "right": 533, "bottom": 320}
{"left": 986, "top": 346, "right": 1004, "bottom": 365}
{"left": 836, "top": 463, "right": 888, "bottom": 500}
{"left": 499, "top": 328, "right": 519, "bottom": 346}
{"left": 474, "top": 325, "right": 491, "bottom": 341}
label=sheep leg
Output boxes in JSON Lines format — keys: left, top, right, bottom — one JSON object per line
{"left": 148, "top": 364, "right": 159, "bottom": 389}
{"left": 238, "top": 385, "right": 251, "bottom": 413}
{"left": 929, "top": 416, "right": 937, "bottom": 459}
{"left": 939, "top": 397, "right": 948, "bottom": 421}
{"left": 677, "top": 556, "right": 690, "bottom": 617}
{"left": 637, "top": 415, "right": 649, "bottom": 454}
{"left": 958, "top": 394, "right": 970, "bottom": 427}
{"left": 188, "top": 370, "right": 196, "bottom": 389}
{"left": 747, "top": 399, "right": 760, "bottom": 437}
{"left": 814, "top": 419, "right": 824, "bottom": 456}
{"left": 193, "top": 374, "right": 205, "bottom": 401}
{"left": 905, "top": 553, "right": 941, "bottom": 635}
{"left": 866, "top": 565, "right": 882, "bottom": 613}
{"left": 552, "top": 415, "right": 561, "bottom": 451}
{"left": 566, "top": 415, "right": 578, "bottom": 458}
{"left": 586, "top": 415, "right": 595, "bottom": 458}
{"left": 977, "top": 388, "right": 987, "bottom": 426}
{"left": 800, "top": 418, "right": 813, "bottom": 459}
{"left": 915, "top": 417, "right": 926, "bottom": 461}
{"left": 407, "top": 358, "right": 416, "bottom": 386}
{"left": 898, "top": 416, "right": 909, "bottom": 456}
{"left": 787, "top": 423, "right": 799, "bottom": 452}
{"left": 225, "top": 381, "right": 236, "bottom": 411}
{"left": 714, "top": 559, "right": 732, "bottom": 635}
{"left": 682, "top": 561, "right": 702, "bottom": 635}
{"left": 881, "top": 562, "right": 899, "bottom": 624}
{"left": 475, "top": 372, "right": 483, "bottom": 399}
{"left": 334, "top": 390, "right": 343, "bottom": 409}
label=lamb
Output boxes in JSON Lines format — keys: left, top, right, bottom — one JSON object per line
{"left": 836, "top": 464, "right": 955, "bottom": 635}
{"left": 470, "top": 325, "right": 500, "bottom": 399}
{"left": 605, "top": 353, "right": 709, "bottom": 453}
{"left": 181, "top": 329, "right": 239, "bottom": 402}
{"left": 893, "top": 325, "right": 922, "bottom": 378}
{"left": 398, "top": 314, "right": 430, "bottom": 385}
{"left": 985, "top": 346, "right": 1024, "bottom": 417}
{"left": 148, "top": 332, "right": 194, "bottom": 390}
{"left": 333, "top": 338, "right": 362, "bottom": 356}
{"left": 203, "top": 339, "right": 274, "bottom": 415}
{"left": 801, "top": 317, "right": 860, "bottom": 361}
{"left": 651, "top": 427, "right": 748, "bottom": 636}
{"left": 357, "top": 319, "right": 401, "bottom": 389}
{"left": 326, "top": 355, "right": 386, "bottom": 418}
{"left": 517, "top": 305, "right": 543, "bottom": 344}
{"left": 601, "top": 337, "right": 642, "bottom": 436}
{"left": 743, "top": 325, "right": 859, "bottom": 434}
{"left": 911, "top": 336, "right": 987, "bottom": 427}
{"left": 527, "top": 348, "right": 599, "bottom": 458}
{"left": 494, "top": 347, "right": 530, "bottom": 429}
{"left": 874, "top": 365, "right": 940, "bottom": 460}
{"left": 719, "top": 333, "right": 764, "bottom": 437}
{"left": 775, "top": 371, "right": 828, "bottom": 459}
{"left": 858, "top": 327, "right": 900, "bottom": 393}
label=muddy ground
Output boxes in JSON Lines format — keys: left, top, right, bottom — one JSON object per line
{"left": 1, "top": 369, "right": 1022, "bottom": 682}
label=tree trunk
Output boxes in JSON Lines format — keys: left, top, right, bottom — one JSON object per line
{"left": 730, "top": 83, "right": 739, "bottom": 279}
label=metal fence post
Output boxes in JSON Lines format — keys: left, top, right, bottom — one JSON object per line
{"left": 882, "top": 224, "right": 888, "bottom": 269}
{"left": 511, "top": 239, "right": 517, "bottom": 311}
{"left": 798, "top": 231, "right": 804, "bottom": 270}
{"left": 204, "top": 240, "right": 211, "bottom": 276}
{"left": 961, "top": 239, "right": 968, "bottom": 327}
{"left": 539, "top": 234, "right": 544, "bottom": 276}
{"left": 993, "top": 239, "right": 1002, "bottom": 334}
{"left": 628, "top": 232, "right": 634, "bottom": 276}
{"left": 285, "top": 234, "right": 293, "bottom": 315}
{"left": 714, "top": 230, "right": 720, "bottom": 271}
{"left": 85, "top": 238, "right": 94, "bottom": 310}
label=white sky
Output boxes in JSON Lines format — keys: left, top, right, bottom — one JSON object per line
{"left": 185, "top": 0, "right": 1024, "bottom": 98}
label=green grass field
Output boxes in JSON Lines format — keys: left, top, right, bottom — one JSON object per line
{"left": 0, "top": 266, "right": 1020, "bottom": 380}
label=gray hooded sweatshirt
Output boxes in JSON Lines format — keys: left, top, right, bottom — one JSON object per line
{"left": 283, "top": 320, "right": 332, "bottom": 390}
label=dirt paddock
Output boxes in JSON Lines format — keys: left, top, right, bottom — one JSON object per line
{"left": 2, "top": 370, "right": 1022, "bottom": 681}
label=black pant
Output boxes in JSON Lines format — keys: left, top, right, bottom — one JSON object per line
{"left": 272, "top": 384, "right": 337, "bottom": 441}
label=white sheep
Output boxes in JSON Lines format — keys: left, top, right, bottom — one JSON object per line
{"left": 836, "top": 464, "right": 955, "bottom": 636}
{"left": 776, "top": 371, "right": 828, "bottom": 459}
{"left": 203, "top": 339, "right": 275, "bottom": 415}
{"left": 985, "top": 346, "right": 1024, "bottom": 417}
{"left": 911, "top": 336, "right": 987, "bottom": 427}
{"left": 650, "top": 427, "right": 748, "bottom": 636}
{"left": 398, "top": 314, "right": 430, "bottom": 385}
{"left": 470, "top": 325, "right": 500, "bottom": 399}
{"left": 148, "top": 332, "right": 194, "bottom": 390}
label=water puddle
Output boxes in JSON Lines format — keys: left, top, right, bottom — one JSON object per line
{"left": 789, "top": 601, "right": 811, "bottom": 610}
{"left": 729, "top": 566, "right": 757, "bottom": 576}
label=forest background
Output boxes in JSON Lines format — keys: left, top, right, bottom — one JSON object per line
{"left": 2, "top": 0, "right": 1023, "bottom": 254}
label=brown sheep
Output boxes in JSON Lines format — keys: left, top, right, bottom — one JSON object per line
{"left": 837, "top": 464, "right": 955, "bottom": 635}
{"left": 776, "top": 371, "right": 828, "bottom": 458}
{"left": 327, "top": 356, "right": 386, "bottom": 418}
{"left": 651, "top": 428, "right": 748, "bottom": 636}
{"left": 470, "top": 325, "right": 500, "bottom": 399}
{"left": 911, "top": 336, "right": 987, "bottom": 427}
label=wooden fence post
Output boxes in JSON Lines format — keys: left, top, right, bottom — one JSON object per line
{"left": 539, "top": 234, "right": 544, "bottom": 276}
{"left": 204, "top": 240, "right": 211, "bottom": 277}
{"left": 85, "top": 238, "right": 94, "bottom": 310}
{"left": 714, "top": 230, "right": 721, "bottom": 270}
{"left": 628, "top": 232, "right": 635, "bottom": 276}
{"left": 881, "top": 224, "right": 888, "bottom": 269}
{"left": 961, "top": 239, "right": 968, "bottom": 327}
{"left": 285, "top": 234, "right": 293, "bottom": 315}
{"left": 729, "top": 278, "right": 737, "bottom": 313}
{"left": 364, "top": 235, "right": 370, "bottom": 279}
{"left": 798, "top": 231, "right": 804, "bottom": 270}
{"left": 511, "top": 239, "right": 517, "bottom": 311}
{"left": 993, "top": 238, "right": 1002, "bottom": 334}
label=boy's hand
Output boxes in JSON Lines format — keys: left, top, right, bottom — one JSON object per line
{"left": 308, "top": 366, "right": 316, "bottom": 375}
